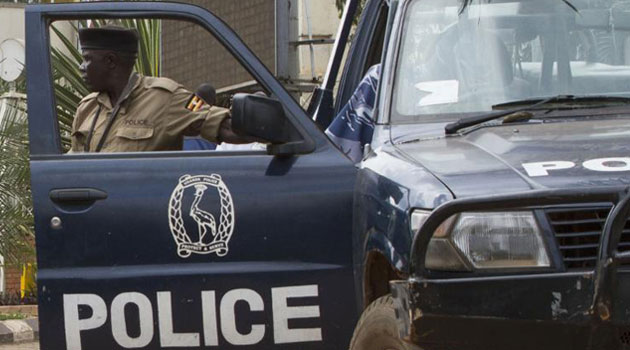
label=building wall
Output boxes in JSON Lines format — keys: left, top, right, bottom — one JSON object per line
{"left": 162, "top": 0, "right": 276, "bottom": 91}
{"left": 161, "top": 0, "right": 341, "bottom": 99}
{"left": 0, "top": 3, "right": 75, "bottom": 83}
{"left": 0, "top": 3, "right": 74, "bottom": 55}
{"left": 0, "top": 4, "right": 24, "bottom": 45}
{"left": 4, "top": 266, "right": 20, "bottom": 296}
{"left": 297, "top": 0, "right": 339, "bottom": 81}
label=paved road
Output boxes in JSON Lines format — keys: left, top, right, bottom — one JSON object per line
{"left": 0, "top": 342, "right": 39, "bottom": 350}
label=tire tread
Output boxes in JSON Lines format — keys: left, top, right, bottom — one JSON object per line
{"left": 349, "top": 294, "right": 408, "bottom": 350}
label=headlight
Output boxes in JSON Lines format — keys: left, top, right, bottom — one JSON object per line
{"left": 411, "top": 210, "right": 550, "bottom": 271}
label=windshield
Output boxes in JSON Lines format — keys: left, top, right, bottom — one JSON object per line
{"left": 393, "top": 0, "right": 630, "bottom": 122}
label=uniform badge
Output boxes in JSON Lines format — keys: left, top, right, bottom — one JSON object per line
{"left": 168, "top": 174, "right": 235, "bottom": 258}
{"left": 185, "top": 94, "right": 206, "bottom": 111}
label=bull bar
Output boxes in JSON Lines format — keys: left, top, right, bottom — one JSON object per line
{"left": 391, "top": 186, "right": 630, "bottom": 349}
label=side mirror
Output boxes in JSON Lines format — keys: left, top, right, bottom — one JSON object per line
{"left": 231, "top": 93, "right": 314, "bottom": 156}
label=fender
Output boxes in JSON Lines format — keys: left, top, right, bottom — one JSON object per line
{"left": 364, "top": 231, "right": 406, "bottom": 273}
{"left": 353, "top": 163, "right": 420, "bottom": 309}
{"left": 360, "top": 231, "right": 407, "bottom": 308}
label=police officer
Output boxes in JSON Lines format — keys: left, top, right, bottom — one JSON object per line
{"left": 71, "top": 25, "right": 247, "bottom": 153}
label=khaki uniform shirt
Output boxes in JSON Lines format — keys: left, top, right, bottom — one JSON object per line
{"left": 71, "top": 74, "right": 229, "bottom": 153}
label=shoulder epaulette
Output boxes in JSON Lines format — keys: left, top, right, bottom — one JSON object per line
{"left": 145, "top": 77, "right": 181, "bottom": 93}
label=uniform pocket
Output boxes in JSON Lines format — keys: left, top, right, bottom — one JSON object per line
{"left": 114, "top": 127, "right": 154, "bottom": 140}
{"left": 70, "top": 129, "right": 90, "bottom": 152}
{"left": 109, "top": 127, "right": 155, "bottom": 152}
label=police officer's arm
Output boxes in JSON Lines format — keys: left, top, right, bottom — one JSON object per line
{"left": 162, "top": 88, "right": 224, "bottom": 143}
{"left": 69, "top": 114, "right": 83, "bottom": 153}
{"left": 69, "top": 96, "right": 98, "bottom": 153}
{"left": 165, "top": 88, "right": 261, "bottom": 145}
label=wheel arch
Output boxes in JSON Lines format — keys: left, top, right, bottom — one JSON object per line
{"left": 363, "top": 234, "right": 407, "bottom": 308}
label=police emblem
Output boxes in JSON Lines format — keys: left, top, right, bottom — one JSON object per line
{"left": 168, "top": 174, "right": 235, "bottom": 258}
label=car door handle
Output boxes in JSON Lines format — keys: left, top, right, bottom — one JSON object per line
{"left": 49, "top": 188, "right": 108, "bottom": 203}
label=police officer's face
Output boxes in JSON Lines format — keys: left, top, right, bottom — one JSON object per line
{"left": 79, "top": 50, "right": 111, "bottom": 92}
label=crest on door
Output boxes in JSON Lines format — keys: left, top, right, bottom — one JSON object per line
{"left": 168, "top": 174, "right": 235, "bottom": 258}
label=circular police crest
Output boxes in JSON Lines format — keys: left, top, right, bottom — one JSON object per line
{"left": 168, "top": 174, "right": 235, "bottom": 258}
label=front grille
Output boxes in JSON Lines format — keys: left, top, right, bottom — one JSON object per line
{"left": 545, "top": 206, "right": 630, "bottom": 269}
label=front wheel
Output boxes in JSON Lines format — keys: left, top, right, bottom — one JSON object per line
{"left": 349, "top": 295, "right": 412, "bottom": 350}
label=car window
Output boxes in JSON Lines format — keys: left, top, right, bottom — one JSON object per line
{"left": 49, "top": 17, "right": 270, "bottom": 154}
{"left": 334, "top": 0, "right": 388, "bottom": 115}
{"left": 392, "top": 0, "right": 630, "bottom": 122}
{"left": 363, "top": 3, "right": 388, "bottom": 72}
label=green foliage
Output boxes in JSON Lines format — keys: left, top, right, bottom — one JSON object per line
{"left": 335, "top": 0, "right": 367, "bottom": 24}
{"left": 0, "top": 95, "right": 33, "bottom": 265}
{"left": 0, "top": 313, "right": 26, "bottom": 321}
{"left": 0, "top": 18, "right": 161, "bottom": 266}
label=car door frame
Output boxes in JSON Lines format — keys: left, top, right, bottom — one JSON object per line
{"left": 26, "top": 1, "right": 325, "bottom": 157}
{"left": 26, "top": 2, "right": 360, "bottom": 350}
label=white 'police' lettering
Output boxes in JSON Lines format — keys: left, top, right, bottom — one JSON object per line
{"left": 522, "top": 157, "right": 630, "bottom": 177}
{"left": 583, "top": 157, "right": 630, "bottom": 172}
{"left": 272, "top": 285, "right": 322, "bottom": 343}
{"left": 221, "top": 289, "right": 265, "bottom": 345}
{"left": 111, "top": 292, "right": 153, "bottom": 348}
{"left": 64, "top": 294, "right": 108, "bottom": 350}
{"left": 201, "top": 291, "right": 219, "bottom": 346}
{"left": 157, "top": 291, "right": 200, "bottom": 347}
{"left": 63, "top": 285, "right": 321, "bottom": 350}
{"left": 522, "top": 161, "right": 575, "bottom": 177}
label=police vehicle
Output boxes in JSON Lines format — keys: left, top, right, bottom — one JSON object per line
{"left": 24, "top": 0, "right": 630, "bottom": 350}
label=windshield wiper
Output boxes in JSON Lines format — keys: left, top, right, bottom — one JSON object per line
{"left": 458, "top": 0, "right": 579, "bottom": 14}
{"left": 444, "top": 95, "right": 630, "bottom": 135}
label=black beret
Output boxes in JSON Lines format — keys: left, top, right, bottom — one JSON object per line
{"left": 79, "top": 26, "right": 139, "bottom": 53}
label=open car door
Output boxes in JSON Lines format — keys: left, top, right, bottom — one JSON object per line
{"left": 26, "top": 2, "right": 358, "bottom": 349}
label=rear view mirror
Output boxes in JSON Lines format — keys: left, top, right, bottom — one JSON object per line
{"left": 231, "top": 93, "right": 314, "bottom": 156}
{"left": 231, "top": 93, "right": 294, "bottom": 144}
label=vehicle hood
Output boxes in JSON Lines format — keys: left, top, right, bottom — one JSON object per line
{"left": 394, "top": 118, "right": 630, "bottom": 198}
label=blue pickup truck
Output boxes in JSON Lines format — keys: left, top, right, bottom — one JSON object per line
{"left": 25, "top": 0, "right": 630, "bottom": 349}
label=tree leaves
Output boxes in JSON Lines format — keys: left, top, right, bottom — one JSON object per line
{"left": 0, "top": 18, "right": 161, "bottom": 265}
{"left": 0, "top": 98, "right": 34, "bottom": 265}
{"left": 335, "top": 0, "right": 367, "bottom": 24}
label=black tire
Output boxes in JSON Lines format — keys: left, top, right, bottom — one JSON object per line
{"left": 349, "top": 295, "right": 411, "bottom": 350}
